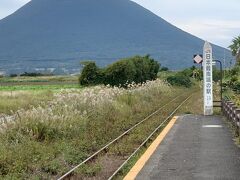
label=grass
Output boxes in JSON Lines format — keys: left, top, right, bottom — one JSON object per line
{"left": 157, "top": 70, "right": 177, "bottom": 79}
{"left": 0, "top": 84, "right": 80, "bottom": 91}
{"left": 0, "top": 79, "right": 196, "bottom": 179}
{"left": 111, "top": 91, "right": 200, "bottom": 179}
{"left": 0, "top": 83, "right": 81, "bottom": 115}
{"left": 0, "top": 91, "right": 54, "bottom": 115}
{"left": 0, "top": 75, "right": 79, "bottom": 83}
{"left": 224, "top": 89, "right": 240, "bottom": 106}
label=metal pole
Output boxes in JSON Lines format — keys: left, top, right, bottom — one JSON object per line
{"left": 213, "top": 60, "right": 223, "bottom": 109}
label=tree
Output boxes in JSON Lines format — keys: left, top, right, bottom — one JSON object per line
{"left": 104, "top": 59, "right": 136, "bottom": 86}
{"left": 229, "top": 36, "right": 240, "bottom": 64}
{"left": 166, "top": 73, "right": 192, "bottom": 88}
{"left": 160, "top": 67, "right": 169, "bottom": 72}
{"left": 79, "top": 56, "right": 160, "bottom": 87}
{"left": 79, "top": 61, "right": 103, "bottom": 85}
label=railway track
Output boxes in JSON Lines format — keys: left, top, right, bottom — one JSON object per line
{"left": 58, "top": 92, "right": 194, "bottom": 180}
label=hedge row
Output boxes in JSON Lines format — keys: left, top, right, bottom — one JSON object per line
{"left": 79, "top": 55, "right": 160, "bottom": 87}
{"left": 166, "top": 73, "right": 192, "bottom": 88}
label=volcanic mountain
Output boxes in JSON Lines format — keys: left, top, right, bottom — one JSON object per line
{"left": 0, "top": 0, "right": 231, "bottom": 74}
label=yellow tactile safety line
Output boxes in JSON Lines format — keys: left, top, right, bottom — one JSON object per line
{"left": 123, "top": 116, "right": 178, "bottom": 180}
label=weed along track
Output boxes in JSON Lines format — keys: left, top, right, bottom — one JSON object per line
{"left": 0, "top": 79, "right": 200, "bottom": 179}
{"left": 58, "top": 92, "right": 194, "bottom": 180}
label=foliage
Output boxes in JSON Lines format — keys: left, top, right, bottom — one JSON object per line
{"left": 79, "top": 56, "right": 160, "bottom": 87}
{"left": 228, "top": 65, "right": 240, "bottom": 77}
{"left": 192, "top": 68, "right": 202, "bottom": 81}
{"left": 180, "top": 66, "right": 195, "bottom": 77}
{"left": 0, "top": 79, "right": 188, "bottom": 179}
{"left": 160, "top": 66, "right": 169, "bottom": 72}
{"left": 178, "top": 66, "right": 202, "bottom": 81}
{"left": 10, "top": 74, "right": 18, "bottom": 77}
{"left": 212, "top": 67, "right": 222, "bottom": 82}
{"left": 232, "top": 82, "right": 240, "bottom": 93}
{"left": 223, "top": 65, "right": 240, "bottom": 93}
{"left": 166, "top": 73, "right": 192, "bottom": 88}
{"left": 229, "top": 36, "right": 240, "bottom": 64}
{"left": 79, "top": 61, "right": 103, "bottom": 86}
{"left": 177, "top": 66, "right": 221, "bottom": 83}
{"left": 104, "top": 58, "right": 136, "bottom": 86}
{"left": 20, "top": 72, "right": 45, "bottom": 77}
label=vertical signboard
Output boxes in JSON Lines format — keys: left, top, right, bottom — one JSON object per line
{"left": 203, "top": 41, "right": 213, "bottom": 115}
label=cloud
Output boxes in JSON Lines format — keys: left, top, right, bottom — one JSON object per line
{"left": 132, "top": 0, "right": 240, "bottom": 47}
{"left": 174, "top": 19, "right": 240, "bottom": 47}
{"left": 0, "top": 0, "right": 31, "bottom": 19}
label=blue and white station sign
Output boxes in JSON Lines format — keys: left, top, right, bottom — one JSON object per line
{"left": 203, "top": 41, "right": 213, "bottom": 115}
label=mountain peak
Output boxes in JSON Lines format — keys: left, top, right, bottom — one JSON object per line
{"left": 0, "top": 0, "right": 231, "bottom": 74}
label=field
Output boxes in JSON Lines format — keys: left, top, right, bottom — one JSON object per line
{"left": 0, "top": 84, "right": 80, "bottom": 91}
{"left": 0, "top": 74, "right": 233, "bottom": 179}
{"left": 0, "top": 76, "right": 80, "bottom": 115}
{"left": 0, "top": 75, "right": 78, "bottom": 83}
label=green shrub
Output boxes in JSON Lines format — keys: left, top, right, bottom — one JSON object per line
{"left": 212, "top": 67, "right": 222, "bottom": 82}
{"left": 20, "top": 72, "right": 45, "bottom": 77}
{"left": 104, "top": 55, "right": 159, "bottom": 86}
{"left": 160, "top": 67, "right": 169, "bottom": 72}
{"left": 226, "top": 65, "right": 240, "bottom": 77}
{"left": 180, "top": 68, "right": 193, "bottom": 77}
{"left": 177, "top": 66, "right": 201, "bottom": 80}
{"left": 10, "top": 74, "right": 18, "bottom": 77}
{"left": 41, "top": 160, "right": 61, "bottom": 175}
{"left": 233, "top": 82, "right": 240, "bottom": 93}
{"left": 79, "top": 61, "right": 104, "bottom": 86}
{"left": 167, "top": 73, "right": 192, "bottom": 87}
{"left": 79, "top": 56, "right": 160, "bottom": 87}
{"left": 104, "top": 58, "right": 136, "bottom": 86}
{"left": 192, "top": 68, "right": 202, "bottom": 81}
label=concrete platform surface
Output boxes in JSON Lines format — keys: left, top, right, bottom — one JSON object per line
{"left": 136, "top": 115, "right": 240, "bottom": 180}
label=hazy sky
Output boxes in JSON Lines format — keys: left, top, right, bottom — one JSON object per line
{"left": 0, "top": 0, "right": 239, "bottom": 48}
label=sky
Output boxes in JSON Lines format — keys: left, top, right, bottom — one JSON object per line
{"left": 0, "top": 0, "right": 239, "bottom": 48}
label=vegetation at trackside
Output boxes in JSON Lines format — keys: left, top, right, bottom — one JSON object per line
{"left": 79, "top": 55, "right": 160, "bottom": 87}
{"left": 167, "top": 73, "right": 192, "bottom": 87}
{"left": 79, "top": 55, "right": 208, "bottom": 89}
{"left": 222, "top": 64, "right": 240, "bottom": 142}
{"left": 0, "top": 35, "right": 238, "bottom": 179}
{"left": 224, "top": 36, "right": 240, "bottom": 104}
{"left": 0, "top": 61, "right": 203, "bottom": 179}
{"left": 165, "top": 66, "right": 201, "bottom": 87}
{"left": 223, "top": 65, "right": 240, "bottom": 93}
{"left": 0, "top": 54, "right": 232, "bottom": 179}
{"left": 0, "top": 78, "right": 198, "bottom": 179}
{"left": 223, "top": 65, "right": 240, "bottom": 107}
{"left": 0, "top": 91, "right": 54, "bottom": 115}
{"left": 229, "top": 35, "right": 240, "bottom": 65}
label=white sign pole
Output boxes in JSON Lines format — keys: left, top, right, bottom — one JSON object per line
{"left": 203, "top": 41, "right": 213, "bottom": 115}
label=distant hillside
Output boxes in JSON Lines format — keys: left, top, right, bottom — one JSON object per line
{"left": 0, "top": 0, "right": 232, "bottom": 74}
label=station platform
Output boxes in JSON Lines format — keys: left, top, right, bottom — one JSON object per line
{"left": 125, "top": 115, "right": 240, "bottom": 180}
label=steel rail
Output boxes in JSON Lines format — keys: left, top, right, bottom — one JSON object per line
{"left": 57, "top": 94, "right": 185, "bottom": 180}
{"left": 108, "top": 93, "right": 193, "bottom": 180}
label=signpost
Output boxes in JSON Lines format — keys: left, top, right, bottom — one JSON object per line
{"left": 203, "top": 41, "right": 213, "bottom": 115}
{"left": 193, "top": 54, "right": 203, "bottom": 64}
